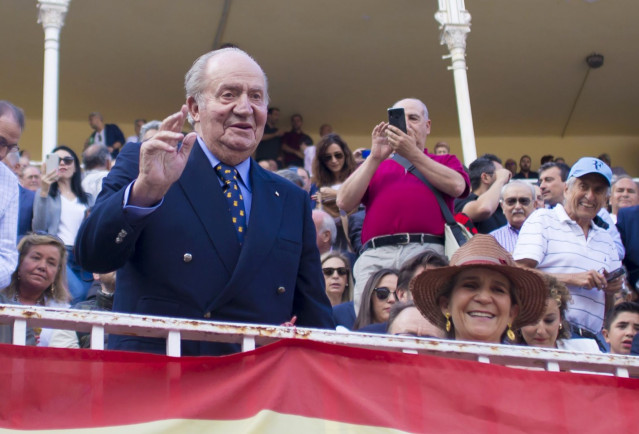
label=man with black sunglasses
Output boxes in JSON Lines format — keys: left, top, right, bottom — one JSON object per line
{"left": 489, "top": 181, "right": 536, "bottom": 252}
{"left": 0, "top": 100, "right": 24, "bottom": 288}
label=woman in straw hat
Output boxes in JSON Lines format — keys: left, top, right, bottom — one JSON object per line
{"left": 410, "top": 235, "right": 547, "bottom": 343}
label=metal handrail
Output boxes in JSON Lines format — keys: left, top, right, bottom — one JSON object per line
{"left": 1, "top": 303, "right": 637, "bottom": 378}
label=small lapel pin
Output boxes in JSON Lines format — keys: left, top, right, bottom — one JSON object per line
{"left": 275, "top": 191, "right": 279, "bottom": 197}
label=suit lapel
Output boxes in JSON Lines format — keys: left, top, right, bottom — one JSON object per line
{"left": 208, "top": 160, "right": 284, "bottom": 310}
{"left": 178, "top": 143, "right": 240, "bottom": 274}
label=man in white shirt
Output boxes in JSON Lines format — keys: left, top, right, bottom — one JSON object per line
{"left": 0, "top": 101, "right": 23, "bottom": 288}
{"left": 514, "top": 158, "right": 623, "bottom": 343}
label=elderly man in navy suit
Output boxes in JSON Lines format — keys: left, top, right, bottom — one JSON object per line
{"left": 76, "top": 48, "right": 334, "bottom": 355}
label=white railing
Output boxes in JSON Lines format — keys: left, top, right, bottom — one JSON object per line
{"left": 1, "top": 303, "right": 638, "bottom": 378}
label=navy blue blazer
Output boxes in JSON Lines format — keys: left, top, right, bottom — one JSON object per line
{"left": 617, "top": 205, "right": 639, "bottom": 291}
{"left": 76, "top": 141, "right": 334, "bottom": 355}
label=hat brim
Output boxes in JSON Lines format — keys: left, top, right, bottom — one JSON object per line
{"left": 410, "top": 263, "right": 548, "bottom": 332}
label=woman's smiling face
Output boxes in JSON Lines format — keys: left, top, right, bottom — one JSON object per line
{"left": 441, "top": 268, "right": 519, "bottom": 343}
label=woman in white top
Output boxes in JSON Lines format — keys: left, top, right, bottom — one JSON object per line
{"left": 33, "top": 146, "right": 94, "bottom": 302}
{"left": 519, "top": 274, "right": 600, "bottom": 352}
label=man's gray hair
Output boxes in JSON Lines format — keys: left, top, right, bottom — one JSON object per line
{"left": 82, "top": 144, "right": 111, "bottom": 170}
{"left": 500, "top": 180, "right": 536, "bottom": 200}
{"left": 276, "top": 169, "right": 304, "bottom": 188}
{"left": 0, "top": 100, "right": 25, "bottom": 131}
{"left": 313, "top": 209, "right": 337, "bottom": 244}
{"left": 139, "top": 120, "right": 161, "bottom": 141}
{"left": 184, "top": 47, "right": 269, "bottom": 106}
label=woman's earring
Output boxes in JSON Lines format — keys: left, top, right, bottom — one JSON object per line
{"left": 445, "top": 312, "right": 451, "bottom": 332}
{"left": 507, "top": 324, "right": 516, "bottom": 341}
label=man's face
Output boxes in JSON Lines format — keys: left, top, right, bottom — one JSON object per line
{"left": 539, "top": 167, "right": 565, "bottom": 206}
{"left": 434, "top": 145, "right": 448, "bottom": 155}
{"left": 296, "top": 168, "right": 311, "bottom": 192}
{"left": 0, "top": 115, "right": 22, "bottom": 161}
{"left": 388, "top": 307, "right": 446, "bottom": 338}
{"left": 312, "top": 212, "right": 330, "bottom": 254}
{"left": 564, "top": 174, "right": 609, "bottom": 225}
{"left": 268, "top": 109, "right": 279, "bottom": 125}
{"left": 501, "top": 184, "right": 535, "bottom": 229}
{"left": 188, "top": 52, "right": 268, "bottom": 164}
{"left": 610, "top": 178, "right": 639, "bottom": 213}
{"left": 21, "top": 166, "right": 41, "bottom": 191}
{"left": 134, "top": 120, "right": 145, "bottom": 134}
{"left": 291, "top": 115, "right": 303, "bottom": 130}
{"left": 88, "top": 115, "right": 101, "bottom": 131}
{"left": 394, "top": 99, "right": 431, "bottom": 149}
{"left": 519, "top": 156, "right": 531, "bottom": 171}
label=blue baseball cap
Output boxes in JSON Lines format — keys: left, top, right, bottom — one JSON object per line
{"left": 568, "top": 157, "right": 612, "bottom": 186}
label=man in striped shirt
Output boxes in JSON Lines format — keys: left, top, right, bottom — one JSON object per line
{"left": 490, "top": 181, "right": 536, "bottom": 252}
{"left": 514, "top": 158, "right": 623, "bottom": 345}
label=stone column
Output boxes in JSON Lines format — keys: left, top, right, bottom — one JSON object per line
{"left": 37, "top": 0, "right": 71, "bottom": 158}
{"left": 435, "top": 0, "right": 476, "bottom": 165}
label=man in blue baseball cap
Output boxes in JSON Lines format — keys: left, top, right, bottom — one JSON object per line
{"left": 514, "top": 157, "right": 623, "bottom": 350}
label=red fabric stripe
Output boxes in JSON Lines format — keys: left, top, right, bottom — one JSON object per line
{"left": 0, "top": 340, "right": 638, "bottom": 431}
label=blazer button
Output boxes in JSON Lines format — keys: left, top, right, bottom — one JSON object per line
{"left": 203, "top": 312, "right": 211, "bottom": 319}
{"left": 277, "top": 286, "right": 286, "bottom": 295}
{"left": 183, "top": 253, "right": 193, "bottom": 263}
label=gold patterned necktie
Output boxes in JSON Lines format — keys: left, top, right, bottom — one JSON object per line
{"left": 215, "top": 163, "right": 246, "bottom": 244}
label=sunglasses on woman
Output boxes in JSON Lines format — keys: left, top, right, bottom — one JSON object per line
{"left": 322, "top": 267, "right": 348, "bottom": 277}
{"left": 58, "top": 156, "right": 75, "bottom": 165}
{"left": 320, "top": 152, "right": 344, "bottom": 163}
{"left": 373, "top": 287, "right": 399, "bottom": 301}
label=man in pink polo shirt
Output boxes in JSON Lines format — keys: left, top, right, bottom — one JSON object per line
{"left": 337, "top": 98, "right": 470, "bottom": 312}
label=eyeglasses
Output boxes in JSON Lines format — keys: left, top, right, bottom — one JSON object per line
{"left": 322, "top": 267, "right": 348, "bottom": 277}
{"left": 321, "top": 152, "right": 344, "bottom": 163}
{"left": 503, "top": 197, "right": 532, "bottom": 206}
{"left": 0, "top": 138, "right": 19, "bottom": 154}
{"left": 58, "top": 156, "right": 75, "bottom": 166}
{"left": 373, "top": 287, "right": 399, "bottom": 301}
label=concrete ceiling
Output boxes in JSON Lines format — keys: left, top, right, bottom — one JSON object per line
{"left": 3, "top": 0, "right": 639, "bottom": 142}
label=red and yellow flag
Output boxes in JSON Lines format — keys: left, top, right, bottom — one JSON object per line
{"left": 0, "top": 340, "right": 637, "bottom": 432}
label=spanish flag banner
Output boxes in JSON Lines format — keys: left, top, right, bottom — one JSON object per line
{"left": 0, "top": 339, "right": 637, "bottom": 432}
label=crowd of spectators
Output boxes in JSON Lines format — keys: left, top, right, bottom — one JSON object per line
{"left": 1, "top": 47, "right": 639, "bottom": 364}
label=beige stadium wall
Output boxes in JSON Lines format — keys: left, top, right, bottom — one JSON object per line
{"left": 18, "top": 118, "right": 639, "bottom": 177}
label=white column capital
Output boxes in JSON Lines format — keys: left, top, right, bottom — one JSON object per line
{"left": 440, "top": 24, "right": 470, "bottom": 52}
{"left": 37, "top": 0, "right": 71, "bottom": 29}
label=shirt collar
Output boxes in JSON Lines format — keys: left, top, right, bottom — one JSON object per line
{"left": 197, "top": 136, "right": 252, "bottom": 192}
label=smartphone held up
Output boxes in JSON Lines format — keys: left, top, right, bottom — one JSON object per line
{"left": 45, "top": 154, "right": 59, "bottom": 174}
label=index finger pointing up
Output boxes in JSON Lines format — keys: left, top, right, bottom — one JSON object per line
{"left": 159, "top": 105, "right": 189, "bottom": 133}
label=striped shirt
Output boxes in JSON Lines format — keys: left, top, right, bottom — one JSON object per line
{"left": 0, "top": 163, "right": 19, "bottom": 288}
{"left": 513, "top": 204, "right": 621, "bottom": 334}
{"left": 489, "top": 223, "right": 520, "bottom": 253}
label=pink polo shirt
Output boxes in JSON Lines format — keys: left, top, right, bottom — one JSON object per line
{"left": 361, "top": 151, "right": 469, "bottom": 244}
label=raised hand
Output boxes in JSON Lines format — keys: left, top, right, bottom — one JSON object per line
{"left": 386, "top": 124, "right": 418, "bottom": 161}
{"left": 130, "top": 105, "right": 197, "bottom": 207}
{"left": 370, "top": 122, "right": 393, "bottom": 162}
